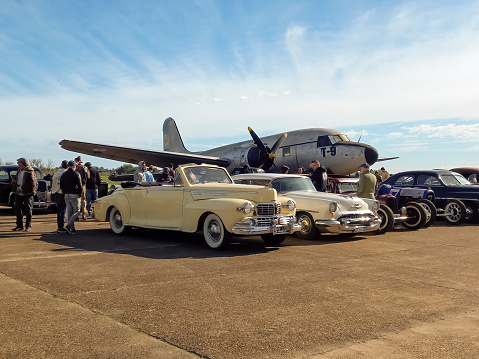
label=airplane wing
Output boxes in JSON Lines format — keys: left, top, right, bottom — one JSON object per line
{"left": 376, "top": 156, "right": 399, "bottom": 162}
{"left": 59, "top": 140, "right": 231, "bottom": 168}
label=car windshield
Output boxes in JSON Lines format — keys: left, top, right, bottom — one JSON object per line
{"left": 338, "top": 182, "right": 357, "bottom": 193}
{"left": 184, "top": 167, "right": 232, "bottom": 184}
{"left": 441, "top": 174, "right": 470, "bottom": 186}
{"left": 270, "top": 177, "right": 316, "bottom": 193}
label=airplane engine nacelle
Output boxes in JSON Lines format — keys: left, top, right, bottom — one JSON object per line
{"left": 220, "top": 146, "right": 256, "bottom": 169}
{"left": 220, "top": 145, "right": 272, "bottom": 169}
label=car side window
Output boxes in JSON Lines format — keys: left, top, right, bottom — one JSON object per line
{"left": 418, "top": 175, "right": 441, "bottom": 186}
{"left": 394, "top": 175, "right": 414, "bottom": 186}
{"left": 0, "top": 170, "right": 9, "bottom": 181}
{"left": 174, "top": 170, "right": 183, "bottom": 186}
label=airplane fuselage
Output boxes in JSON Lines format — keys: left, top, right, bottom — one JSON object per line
{"left": 201, "top": 128, "right": 378, "bottom": 175}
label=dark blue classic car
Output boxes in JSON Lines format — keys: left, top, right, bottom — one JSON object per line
{"left": 382, "top": 169, "right": 479, "bottom": 225}
{"left": 0, "top": 165, "right": 53, "bottom": 209}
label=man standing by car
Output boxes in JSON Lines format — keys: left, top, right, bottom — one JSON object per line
{"left": 357, "top": 163, "right": 377, "bottom": 199}
{"left": 12, "top": 158, "right": 37, "bottom": 231}
{"left": 84, "top": 162, "right": 101, "bottom": 217}
{"left": 61, "top": 160, "right": 82, "bottom": 234}
{"left": 75, "top": 156, "right": 89, "bottom": 220}
{"left": 309, "top": 160, "right": 328, "bottom": 192}
{"left": 51, "top": 160, "right": 68, "bottom": 232}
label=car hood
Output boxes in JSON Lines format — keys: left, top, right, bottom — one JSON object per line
{"left": 282, "top": 190, "right": 370, "bottom": 211}
{"left": 189, "top": 183, "right": 279, "bottom": 203}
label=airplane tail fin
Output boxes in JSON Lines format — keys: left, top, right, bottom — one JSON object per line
{"left": 163, "top": 117, "right": 190, "bottom": 153}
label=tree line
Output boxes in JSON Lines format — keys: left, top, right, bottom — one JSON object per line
{"left": 0, "top": 158, "right": 139, "bottom": 176}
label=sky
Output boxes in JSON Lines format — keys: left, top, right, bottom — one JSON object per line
{"left": 1, "top": 0, "right": 479, "bottom": 174}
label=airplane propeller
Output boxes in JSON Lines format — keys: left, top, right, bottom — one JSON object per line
{"left": 248, "top": 127, "right": 287, "bottom": 171}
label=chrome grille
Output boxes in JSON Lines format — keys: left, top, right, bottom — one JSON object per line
{"left": 257, "top": 218, "right": 274, "bottom": 227}
{"left": 256, "top": 202, "right": 281, "bottom": 216}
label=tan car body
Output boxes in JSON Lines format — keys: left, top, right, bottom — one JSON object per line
{"left": 94, "top": 164, "right": 299, "bottom": 249}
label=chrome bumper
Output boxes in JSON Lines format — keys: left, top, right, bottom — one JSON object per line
{"left": 315, "top": 215, "right": 381, "bottom": 234}
{"left": 232, "top": 215, "right": 301, "bottom": 235}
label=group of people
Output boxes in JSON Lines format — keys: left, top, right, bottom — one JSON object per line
{"left": 357, "top": 165, "right": 390, "bottom": 199}
{"left": 133, "top": 161, "right": 175, "bottom": 184}
{"left": 50, "top": 156, "right": 102, "bottom": 234}
{"left": 12, "top": 156, "right": 102, "bottom": 235}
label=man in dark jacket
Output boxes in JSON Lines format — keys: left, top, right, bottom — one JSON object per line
{"left": 12, "top": 157, "right": 37, "bottom": 231}
{"left": 309, "top": 159, "right": 328, "bottom": 192}
{"left": 75, "top": 156, "right": 90, "bottom": 220}
{"left": 85, "top": 162, "right": 102, "bottom": 217}
{"left": 60, "top": 160, "right": 82, "bottom": 234}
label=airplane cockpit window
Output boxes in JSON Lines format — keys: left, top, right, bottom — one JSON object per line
{"left": 339, "top": 134, "right": 350, "bottom": 142}
{"left": 331, "top": 135, "right": 342, "bottom": 143}
{"left": 417, "top": 175, "right": 441, "bottom": 186}
{"left": 394, "top": 175, "right": 414, "bottom": 186}
{"left": 317, "top": 135, "right": 332, "bottom": 147}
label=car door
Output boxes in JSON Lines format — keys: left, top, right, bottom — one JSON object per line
{"left": 416, "top": 175, "right": 445, "bottom": 198}
{"left": 145, "top": 185, "right": 184, "bottom": 229}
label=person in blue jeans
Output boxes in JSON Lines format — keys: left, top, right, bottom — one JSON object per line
{"left": 51, "top": 160, "right": 68, "bottom": 232}
{"left": 60, "top": 160, "right": 82, "bottom": 234}
{"left": 85, "top": 162, "right": 102, "bottom": 217}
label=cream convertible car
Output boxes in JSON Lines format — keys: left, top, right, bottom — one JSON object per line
{"left": 233, "top": 173, "right": 381, "bottom": 239}
{"left": 93, "top": 164, "right": 300, "bottom": 249}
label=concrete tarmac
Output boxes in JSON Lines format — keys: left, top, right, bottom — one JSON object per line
{"left": 1, "top": 208, "right": 478, "bottom": 359}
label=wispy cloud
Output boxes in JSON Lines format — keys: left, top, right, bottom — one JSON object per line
{"left": 402, "top": 123, "right": 479, "bottom": 141}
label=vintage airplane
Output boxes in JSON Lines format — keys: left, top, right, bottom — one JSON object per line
{"left": 59, "top": 117, "right": 396, "bottom": 175}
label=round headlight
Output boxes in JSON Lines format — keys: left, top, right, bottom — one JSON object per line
{"left": 285, "top": 199, "right": 296, "bottom": 211}
{"left": 372, "top": 200, "right": 380, "bottom": 212}
{"left": 329, "top": 201, "right": 338, "bottom": 213}
{"left": 237, "top": 201, "right": 253, "bottom": 214}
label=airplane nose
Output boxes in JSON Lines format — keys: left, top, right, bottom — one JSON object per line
{"left": 365, "top": 146, "right": 378, "bottom": 165}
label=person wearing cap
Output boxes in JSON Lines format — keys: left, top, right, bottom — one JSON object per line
{"left": 51, "top": 160, "right": 68, "bottom": 232}
{"left": 75, "top": 156, "right": 90, "bottom": 220}
{"left": 85, "top": 162, "right": 102, "bottom": 217}
{"left": 11, "top": 157, "right": 38, "bottom": 231}
{"left": 357, "top": 163, "right": 377, "bottom": 199}
{"left": 60, "top": 160, "right": 82, "bottom": 234}
{"left": 280, "top": 165, "right": 289, "bottom": 174}
{"left": 134, "top": 161, "right": 147, "bottom": 183}
{"left": 145, "top": 164, "right": 155, "bottom": 182}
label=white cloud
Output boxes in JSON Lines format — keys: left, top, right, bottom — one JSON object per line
{"left": 387, "top": 132, "right": 404, "bottom": 138}
{"left": 402, "top": 123, "right": 479, "bottom": 141}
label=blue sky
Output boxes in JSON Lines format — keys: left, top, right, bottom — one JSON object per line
{"left": 1, "top": 0, "right": 479, "bottom": 173}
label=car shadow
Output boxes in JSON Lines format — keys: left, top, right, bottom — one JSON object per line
{"left": 37, "top": 227, "right": 286, "bottom": 259}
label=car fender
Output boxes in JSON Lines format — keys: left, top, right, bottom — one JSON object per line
{"left": 183, "top": 198, "right": 258, "bottom": 232}
{"left": 94, "top": 192, "right": 131, "bottom": 223}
